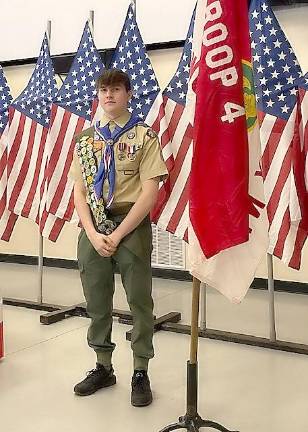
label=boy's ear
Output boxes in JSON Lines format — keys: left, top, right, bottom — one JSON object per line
{"left": 128, "top": 90, "right": 133, "bottom": 100}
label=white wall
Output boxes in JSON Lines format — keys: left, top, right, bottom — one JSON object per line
{"left": 275, "top": 5, "right": 308, "bottom": 73}
{"left": 0, "top": 5, "right": 308, "bottom": 284}
{"left": 0, "top": 0, "right": 196, "bottom": 61}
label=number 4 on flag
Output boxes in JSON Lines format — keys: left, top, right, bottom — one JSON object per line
{"left": 221, "top": 102, "right": 245, "bottom": 123}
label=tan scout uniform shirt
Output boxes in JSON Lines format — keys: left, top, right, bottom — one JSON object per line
{"left": 69, "top": 111, "right": 168, "bottom": 208}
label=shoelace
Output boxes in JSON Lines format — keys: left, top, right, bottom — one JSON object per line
{"left": 132, "top": 372, "right": 147, "bottom": 390}
{"left": 86, "top": 367, "right": 103, "bottom": 377}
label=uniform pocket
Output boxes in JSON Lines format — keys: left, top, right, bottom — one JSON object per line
{"left": 116, "top": 147, "right": 142, "bottom": 173}
{"left": 117, "top": 160, "right": 139, "bottom": 173}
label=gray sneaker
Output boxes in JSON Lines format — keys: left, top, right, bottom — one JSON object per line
{"left": 74, "top": 364, "right": 116, "bottom": 396}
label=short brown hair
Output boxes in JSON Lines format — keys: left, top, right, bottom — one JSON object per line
{"left": 96, "top": 69, "right": 131, "bottom": 92}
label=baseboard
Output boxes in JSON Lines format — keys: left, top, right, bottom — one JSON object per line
{"left": 1, "top": 253, "right": 308, "bottom": 295}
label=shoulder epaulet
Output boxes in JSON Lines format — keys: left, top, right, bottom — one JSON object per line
{"left": 135, "top": 122, "right": 158, "bottom": 138}
{"left": 135, "top": 121, "right": 149, "bottom": 128}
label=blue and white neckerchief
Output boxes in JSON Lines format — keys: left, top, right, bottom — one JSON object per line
{"left": 93, "top": 115, "right": 140, "bottom": 208}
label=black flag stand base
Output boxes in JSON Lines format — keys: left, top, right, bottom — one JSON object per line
{"left": 159, "top": 278, "right": 239, "bottom": 432}
{"left": 159, "top": 362, "right": 238, "bottom": 432}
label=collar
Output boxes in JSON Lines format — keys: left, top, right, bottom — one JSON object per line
{"left": 100, "top": 111, "right": 131, "bottom": 128}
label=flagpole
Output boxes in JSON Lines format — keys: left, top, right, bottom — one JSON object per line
{"left": 89, "top": 10, "right": 94, "bottom": 35}
{"left": 267, "top": 253, "right": 277, "bottom": 341}
{"left": 200, "top": 283, "right": 207, "bottom": 331}
{"left": 36, "top": 20, "right": 52, "bottom": 305}
{"left": 37, "top": 232, "right": 43, "bottom": 304}
{"left": 131, "top": 0, "right": 136, "bottom": 14}
{"left": 159, "top": 277, "right": 238, "bottom": 432}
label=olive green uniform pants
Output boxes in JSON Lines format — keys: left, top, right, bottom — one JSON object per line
{"left": 77, "top": 216, "right": 154, "bottom": 371}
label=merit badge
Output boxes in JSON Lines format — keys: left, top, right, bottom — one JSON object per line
{"left": 118, "top": 153, "right": 126, "bottom": 161}
{"left": 127, "top": 132, "right": 135, "bottom": 139}
{"left": 80, "top": 135, "right": 89, "bottom": 142}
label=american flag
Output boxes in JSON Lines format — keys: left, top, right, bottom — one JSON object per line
{"left": 0, "top": 66, "right": 11, "bottom": 134}
{"left": 299, "top": 73, "right": 308, "bottom": 192}
{"left": 0, "top": 67, "right": 8, "bottom": 352}
{"left": 150, "top": 9, "right": 195, "bottom": 240}
{"left": 5, "top": 34, "right": 65, "bottom": 241}
{"left": 249, "top": 0, "right": 307, "bottom": 269}
{"left": 111, "top": 3, "right": 160, "bottom": 119}
{"left": 0, "top": 65, "right": 16, "bottom": 241}
{"left": 46, "top": 22, "right": 105, "bottom": 222}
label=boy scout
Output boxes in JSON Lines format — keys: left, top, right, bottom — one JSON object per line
{"left": 70, "top": 69, "right": 168, "bottom": 407}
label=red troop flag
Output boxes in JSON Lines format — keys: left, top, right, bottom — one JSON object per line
{"left": 190, "top": 1, "right": 251, "bottom": 258}
{"left": 188, "top": 0, "right": 268, "bottom": 303}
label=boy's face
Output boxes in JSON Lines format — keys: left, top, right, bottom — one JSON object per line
{"left": 98, "top": 83, "right": 132, "bottom": 117}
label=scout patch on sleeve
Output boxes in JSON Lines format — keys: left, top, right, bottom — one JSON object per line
{"left": 146, "top": 128, "right": 157, "bottom": 138}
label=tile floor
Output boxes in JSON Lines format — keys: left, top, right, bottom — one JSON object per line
{"left": 1, "top": 263, "right": 308, "bottom": 431}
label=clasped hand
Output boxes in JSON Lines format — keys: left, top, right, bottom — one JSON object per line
{"left": 90, "top": 231, "right": 121, "bottom": 257}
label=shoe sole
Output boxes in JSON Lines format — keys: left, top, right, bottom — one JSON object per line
{"left": 131, "top": 396, "right": 153, "bottom": 407}
{"left": 74, "top": 376, "right": 116, "bottom": 396}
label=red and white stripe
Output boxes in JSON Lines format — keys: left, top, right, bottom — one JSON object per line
{"left": 7, "top": 109, "right": 48, "bottom": 221}
{"left": 46, "top": 104, "right": 89, "bottom": 222}
{"left": 37, "top": 174, "right": 66, "bottom": 242}
{"left": 0, "top": 124, "right": 18, "bottom": 241}
{"left": 299, "top": 86, "right": 308, "bottom": 191}
{"left": 259, "top": 104, "right": 307, "bottom": 269}
{"left": 6, "top": 108, "right": 65, "bottom": 241}
{"left": 147, "top": 94, "right": 193, "bottom": 241}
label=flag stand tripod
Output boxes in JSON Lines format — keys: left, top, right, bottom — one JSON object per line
{"left": 159, "top": 278, "right": 239, "bottom": 432}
